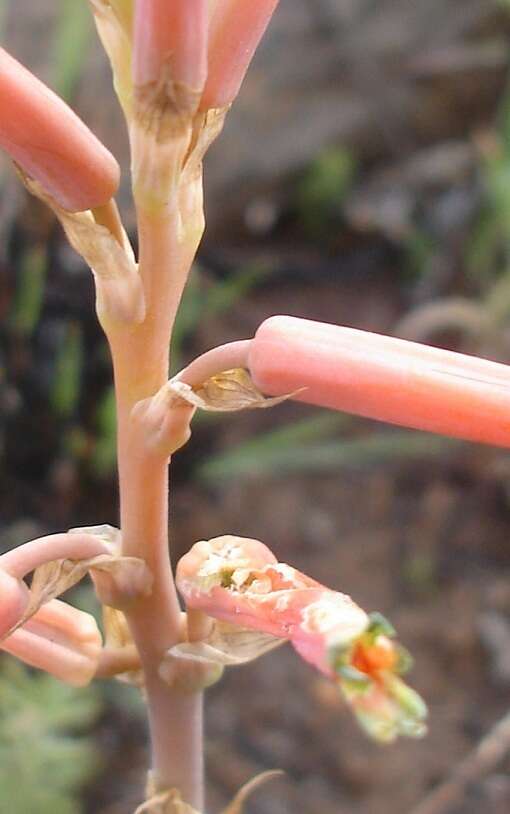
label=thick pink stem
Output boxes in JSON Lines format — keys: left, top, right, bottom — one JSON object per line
{"left": 201, "top": 0, "right": 280, "bottom": 109}
{"left": 133, "top": 0, "right": 208, "bottom": 92}
{"left": 248, "top": 316, "right": 510, "bottom": 448}
{"left": 109, "top": 208, "right": 204, "bottom": 807}
{"left": 0, "top": 47, "right": 119, "bottom": 211}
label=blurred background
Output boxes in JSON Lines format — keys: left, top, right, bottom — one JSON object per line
{"left": 1, "top": 1, "right": 510, "bottom": 812}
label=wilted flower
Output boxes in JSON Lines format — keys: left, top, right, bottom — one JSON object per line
{"left": 177, "top": 536, "right": 427, "bottom": 742}
{"left": 329, "top": 613, "right": 427, "bottom": 742}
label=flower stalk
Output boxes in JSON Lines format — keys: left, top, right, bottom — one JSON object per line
{"left": 6, "top": 2, "right": 510, "bottom": 811}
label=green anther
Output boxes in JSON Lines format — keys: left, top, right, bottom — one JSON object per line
{"left": 366, "top": 612, "right": 396, "bottom": 640}
{"left": 394, "top": 644, "right": 414, "bottom": 675}
{"left": 337, "top": 665, "right": 372, "bottom": 692}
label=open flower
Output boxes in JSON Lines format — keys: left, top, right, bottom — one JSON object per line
{"left": 177, "top": 535, "right": 427, "bottom": 742}
{"left": 328, "top": 613, "right": 427, "bottom": 742}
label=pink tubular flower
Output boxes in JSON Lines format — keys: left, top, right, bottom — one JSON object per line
{"left": 133, "top": 0, "right": 208, "bottom": 94}
{"left": 176, "top": 536, "right": 367, "bottom": 665}
{"left": 1, "top": 598, "right": 102, "bottom": 687}
{"left": 248, "top": 315, "right": 510, "bottom": 448}
{"left": 200, "top": 0, "right": 280, "bottom": 110}
{"left": 0, "top": 569, "right": 29, "bottom": 639}
{"left": 176, "top": 536, "right": 427, "bottom": 742}
{"left": 0, "top": 47, "right": 120, "bottom": 211}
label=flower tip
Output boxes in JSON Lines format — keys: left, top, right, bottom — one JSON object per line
{"left": 0, "top": 570, "right": 28, "bottom": 639}
{"left": 0, "top": 47, "right": 120, "bottom": 212}
{"left": 330, "top": 614, "right": 428, "bottom": 742}
{"left": 200, "top": 0, "right": 280, "bottom": 110}
{"left": 133, "top": 0, "right": 208, "bottom": 100}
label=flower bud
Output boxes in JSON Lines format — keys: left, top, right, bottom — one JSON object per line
{"left": 0, "top": 47, "right": 120, "bottom": 211}
{"left": 201, "top": 0, "right": 280, "bottom": 110}
{"left": 249, "top": 315, "right": 510, "bottom": 448}
{"left": 0, "top": 599, "right": 102, "bottom": 687}
{"left": 0, "top": 570, "right": 28, "bottom": 639}
{"left": 133, "top": 0, "right": 208, "bottom": 105}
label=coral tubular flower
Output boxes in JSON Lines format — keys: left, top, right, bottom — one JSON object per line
{"left": 0, "top": 47, "right": 120, "bottom": 211}
{"left": 0, "top": 599, "right": 102, "bottom": 687}
{"left": 133, "top": 0, "right": 208, "bottom": 100}
{"left": 177, "top": 536, "right": 426, "bottom": 741}
{"left": 200, "top": 0, "right": 280, "bottom": 110}
{"left": 0, "top": 569, "right": 28, "bottom": 639}
{"left": 248, "top": 315, "right": 510, "bottom": 448}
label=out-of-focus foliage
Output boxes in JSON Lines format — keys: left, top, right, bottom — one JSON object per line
{"left": 296, "top": 146, "right": 357, "bottom": 237}
{"left": 199, "top": 421, "right": 455, "bottom": 481}
{"left": 91, "top": 386, "right": 118, "bottom": 477}
{"left": 51, "top": 0, "right": 93, "bottom": 102}
{"left": 0, "top": 658, "right": 101, "bottom": 814}
{"left": 9, "top": 246, "right": 47, "bottom": 338}
{"left": 51, "top": 323, "right": 84, "bottom": 419}
{"left": 468, "top": 73, "right": 510, "bottom": 289}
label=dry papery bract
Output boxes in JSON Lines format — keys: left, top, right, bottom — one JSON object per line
{"left": 165, "top": 620, "right": 284, "bottom": 669}
{"left": 1, "top": 525, "right": 151, "bottom": 641}
{"left": 15, "top": 167, "right": 145, "bottom": 325}
{"left": 103, "top": 604, "right": 145, "bottom": 686}
{"left": 168, "top": 368, "right": 296, "bottom": 412}
{"left": 89, "top": 0, "right": 134, "bottom": 116}
{"left": 134, "top": 771, "right": 283, "bottom": 814}
{"left": 1, "top": 552, "right": 150, "bottom": 641}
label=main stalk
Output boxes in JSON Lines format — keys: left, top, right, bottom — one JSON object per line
{"left": 108, "top": 203, "right": 205, "bottom": 808}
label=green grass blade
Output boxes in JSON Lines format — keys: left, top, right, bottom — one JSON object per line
{"left": 10, "top": 246, "right": 47, "bottom": 338}
{"left": 199, "top": 428, "right": 458, "bottom": 482}
{"left": 50, "top": 323, "right": 84, "bottom": 419}
{"left": 52, "top": 0, "right": 93, "bottom": 101}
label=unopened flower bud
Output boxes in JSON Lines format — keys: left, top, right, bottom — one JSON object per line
{"left": 248, "top": 315, "right": 510, "bottom": 448}
{"left": 201, "top": 0, "right": 280, "bottom": 110}
{"left": 0, "top": 599, "right": 102, "bottom": 687}
{"left": 0, "top": 47, "right": 120, "bottom": 211}
{"left": 0, "top": 569, "right": 28, "bottom": 639}
{"left": 133, "top": 0, "right": 208, "bottom": 106}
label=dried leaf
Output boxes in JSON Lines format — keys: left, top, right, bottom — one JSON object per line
{"left": 167, "top": 621, "right": 284, "bottom": 667}
{"left": 2, "top": 554, "right": 149, "bottom": 641}
{"left": 93, "top": 554, "right": 153, "bottom": 601}
{"left": 103, "top": 605, "right": 144, "bottom": 687}
{"left": 16, "top": 168, "right": 144, "bottom": 324}
{"left": 70, "top": 524, "right": 153, "bottom": 606}
{"left": 168, "top": 369, "right": 295, "bottom": 413}
{"left": 222, "top": 771, "right": 284, "bottom": 814}
{"left": 134, "top": 787, "right": 202, "bottom": 814}
{"left": 89, "top": 0, "right": 133, "bottom": 117}
{"left": 68, "top": 524, "right": 121, "bottom": 548}
{"left": 103, "top": 604, "right": 132, "bottom": 650}
{"left": 182, "top": 108, "right": 228, "bottom": 186}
